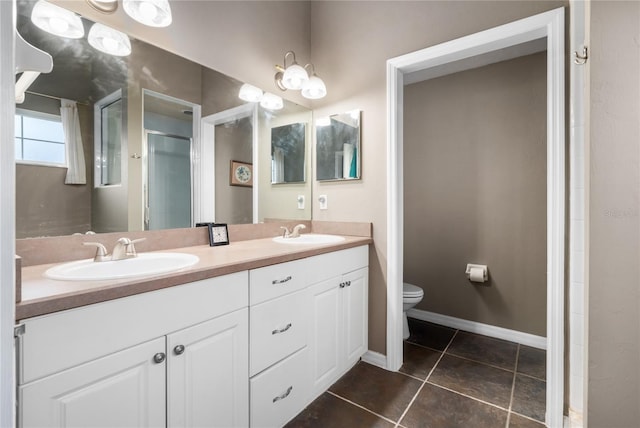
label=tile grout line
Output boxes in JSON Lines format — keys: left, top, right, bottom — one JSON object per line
{"left": 509, "top": 410, "right": 547, "bottom": 426}
{"left": 326, "top": 390, "right": 398, "bottom": 426}
{"left": 442, "top": 350, "right": 518, "bottom": 374}
{"left": 393, "top": 330, "right": 460, "bottom": 428}
{"left": 506, "top": 344, "right": 522, "bottom": 428}
{"left": 424, "top": 380, "right": 511, "bottom": 413}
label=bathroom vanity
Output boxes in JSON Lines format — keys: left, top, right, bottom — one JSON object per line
{"left": 15, "top": 234, "right": 370, "bottom": 428}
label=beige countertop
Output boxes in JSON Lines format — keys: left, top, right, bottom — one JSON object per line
{"left": 16, "top": 235, "right": 372, "bottom": 321}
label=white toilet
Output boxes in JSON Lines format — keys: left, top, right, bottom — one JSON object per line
{"left": 403, "top": 283, "right": 424, "bottom": 340}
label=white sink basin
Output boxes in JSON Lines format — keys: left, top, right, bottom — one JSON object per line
{"left": 272, "top": 234, "right": 345, "bottom": 245}
{"left": 44, "top": 253, "right": 199, "bottom": 281}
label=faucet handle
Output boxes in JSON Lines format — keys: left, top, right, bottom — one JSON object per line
{"left": 83, "top": 242, "right": 109, "bottom": 262}
{"left": 280, "top": 226, "right": 291, "bottom": 238}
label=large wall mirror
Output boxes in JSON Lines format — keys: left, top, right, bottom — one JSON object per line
{"left": 15, "top": 0, "right": 312, "bottom": 238}
{"left": 316, "top": 110, "right": 361, "bottom": 181}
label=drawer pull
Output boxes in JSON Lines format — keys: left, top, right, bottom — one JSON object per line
{"left": 272, "top": 323, "right": 292, "bottom": 335}
{"left": 272, "top": 386, "right": 293, "bottom": 403}
{"left": 272, "top": 275, "right": 292, "bottom": 285}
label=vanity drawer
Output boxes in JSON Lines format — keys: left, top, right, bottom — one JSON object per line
{"left": 250, "top": 289, "right": 309, "bottom": 376}
{"left": 250, "top": 259, "right": 307, "bottom": 305}
{"left": 250, "top": 347, "right": 310, "bottom": 428}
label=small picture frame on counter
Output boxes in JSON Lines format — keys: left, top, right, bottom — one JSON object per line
{"left": 196, "top": 222, "right": 230, "bottom": 247}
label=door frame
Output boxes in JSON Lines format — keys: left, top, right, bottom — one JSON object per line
{"left": 200, "top": 103, "right": 259, "bottom": 223}
{"left": 386, "top": 8, "right": 565, "bottom": 427}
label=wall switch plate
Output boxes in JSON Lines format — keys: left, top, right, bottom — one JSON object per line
{"left": 318, "top": 194, "right": 328, "bottom": 210}
{"left": 297, "top": 195, "right": 305, "bottom": 210}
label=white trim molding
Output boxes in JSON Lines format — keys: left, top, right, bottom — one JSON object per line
{"left": 361, "top": 350, "right": 387, "bottom": 369}
{"left": 386, "top": 8, "right": 565, "bottom": 428}
{"left": 408, "top": 309, "right": 547, "bottom": 350}
{"left": 0, "top": 1, "right": 16, "bottom": 426}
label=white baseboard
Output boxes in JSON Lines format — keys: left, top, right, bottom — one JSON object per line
{"left": 361, "top": 350, "right": 387, "bottom": 369}
{"left": 407, "top": 308, "right": 547, "bottom": 350}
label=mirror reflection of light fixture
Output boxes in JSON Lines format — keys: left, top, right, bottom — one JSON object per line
{"left": 88, "top": 23, "right": 132, "bottom": 56}
{"left": 86, "top": 0, "right": 118, "bottom": 13}
{"left": 123, "top": 0, "right": 173, "bottom": 27}
{"left": 238, "top": 83, "right": 264, "bottom": 103}
{"left": 260, "top": 92, "right": 284, "bottom": 111}
{"left": 301, "top": 64, "right": 327, "bottom": 100}
{"left": 31, "top": 0, "right": 84, "bottom": 39}
{"left": 274, "top": 51, "right": 326, "bottom": 99}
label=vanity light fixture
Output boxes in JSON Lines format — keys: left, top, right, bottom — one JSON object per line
{"left": 238, "top": 83, "right": 264, "bottom": 103}
{"left": 301, "top": 64, "right": 327, "bottom": 100}
{"left": 274, "top": 51, "right": 326, "bottom": 99}
{"left": 31, "top": 0, "right": 84, "bottom": 39}
{"left": 259, "top": 92, "right": 284, "bottom": 111}
{"left": 123, "top": 0, "right": 172, "bottom": 27}
{"left": 88, "top": 23, "right": 132, "bottom": 56}
{"left": 86, "top": 0, "right": 118, "bottom": 14}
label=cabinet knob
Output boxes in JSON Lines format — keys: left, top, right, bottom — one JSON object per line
{"left": 339, "top": 282, "right": 345, "bottom": 288}
{"left": 174, "top": 345, "right": 185, "bottom": 355}
{"left": 272, "top": 386, "right": 293, "bottom": 403}
{"left": 153, "top": 352, "right": 166, "bottom": 364}
{"left": 346, "top": 280, "right": 351, "bottom": 287}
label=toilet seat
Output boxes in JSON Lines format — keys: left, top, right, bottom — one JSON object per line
{"left": 403, "top": 282, "right": 424, "bottom": 298}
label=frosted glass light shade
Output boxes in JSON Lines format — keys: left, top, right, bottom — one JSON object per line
{"left": 88, "top": 23, "right": 132, "bottom": 57}
{"left": 123, "top": 0, "right": 172, "bottom": 27}
{"left": 260, "top": 93, "right": 284, "bottom": 111}
{"left": 31, "top": 0, "right": 84, "bottom": 39}
{"left": 281, "top": 63, "right": 308, "bottom": 90}
{"left": 238, "top": 83, "right": 264, "bottom": 103}
{"left": 301, "top": 75, "right": 327, "bottom": 99}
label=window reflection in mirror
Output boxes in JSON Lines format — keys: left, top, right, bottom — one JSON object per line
{"left": 316, "top": 110, "right": 361, "bottom": 181}
{"left": 271, "top": 123, "right": 306, "bottom": 184}
{"left": 95, "top": 90, "right": 122, "bottom": 187}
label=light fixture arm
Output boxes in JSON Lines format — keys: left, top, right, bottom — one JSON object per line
{"left": 283, "top": 51, "right": 297, "bottom": 68}
{"left": 304, "top": 63, "right": 316, "bottom": 76}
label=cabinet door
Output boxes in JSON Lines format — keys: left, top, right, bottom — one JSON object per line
{"left": 309, "top": 277, "right": 342, "bottom": 398}
{"left": 167, "top": 308, "right": 249, "bottom": 428}
{"left": 19, "top": 338, "right": 166, "bottom": 428}
{"left": 342, "top": 268, "right": 369, "bottom": 368}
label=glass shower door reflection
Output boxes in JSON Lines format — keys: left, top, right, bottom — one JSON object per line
{"left": 146, "top": 132, "right": 192, "bottom": 230}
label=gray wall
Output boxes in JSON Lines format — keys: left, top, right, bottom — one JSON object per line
{"left": 403, "top": 53, "right": 547, "bottom": 336}
{"left": 16, "top": 95, "right": 93, "bottom": 238}
{"left": 215, "top": 117, "right": 253, "bottom": 224}
{"left": 588, "top": 1, "right": 640, "bottom": 426}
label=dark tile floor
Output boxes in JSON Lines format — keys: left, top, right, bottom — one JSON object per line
{"left": 286, "top": 318, "right": 547, "bottom": 428}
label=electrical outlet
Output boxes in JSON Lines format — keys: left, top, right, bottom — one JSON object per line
{"left": 297, "top": 195, "right": 305, "bottom": 210}
{"left": 318, "top": 194, "right": 328, "bottom": 210}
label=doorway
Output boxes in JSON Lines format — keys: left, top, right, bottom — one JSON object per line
{"left": 145, "top": 131, "right": 192, "bottom": 230}
{"left": 386, "top": 8, "right": 565, "bottom": 427}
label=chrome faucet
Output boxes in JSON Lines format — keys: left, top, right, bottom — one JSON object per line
{"left": 83, "top": 237, "right": 146, "bottom": 262}
{"left": 279, "top": 224, "right": 306, "bottom": 238}
{"left": 111, "top": 237, "right": 146, "bottom": 261}
{"left": 290, "top": 224, "right": 306, "bottom": 238}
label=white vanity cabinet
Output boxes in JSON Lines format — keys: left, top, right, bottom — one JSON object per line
{"left": 309, "top": 266, "right": 368, "bottom": 398}
{"left": 17, "top": 272, "right": 249, "bottom": 428}
{"left": 248, "top": 246, "right": 368, "bottom": 427}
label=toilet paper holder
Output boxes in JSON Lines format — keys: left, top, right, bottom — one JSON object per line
{"left": 465, "top": 264, "right": 488, "bottom": 282}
